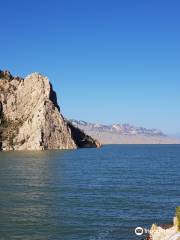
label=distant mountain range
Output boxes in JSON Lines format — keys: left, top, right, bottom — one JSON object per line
{"left": 70, "top": 119, "right": 165, "bottom": 136}
{"left": 69, "top": 119, "right": 180, "bottom": 144}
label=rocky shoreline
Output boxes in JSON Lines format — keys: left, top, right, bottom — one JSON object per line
{"left": 146, "top": 208, "right": 180, "bottom": 240}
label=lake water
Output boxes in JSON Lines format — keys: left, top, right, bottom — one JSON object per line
{"left": 0, "top": 145, "right": 180, "bottom": 240}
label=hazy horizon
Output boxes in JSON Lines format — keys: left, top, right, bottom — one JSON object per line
{"left": 67, "top": 117, "right": 180, "bottom": 136}
{"left": 0, "top": 0, "right": 180, "bottom": 134}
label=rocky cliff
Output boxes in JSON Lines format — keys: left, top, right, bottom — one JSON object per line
{"left": 0, "top": 70, "right": 100, "bottom": 150}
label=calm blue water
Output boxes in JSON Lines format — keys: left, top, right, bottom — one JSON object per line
{"left": 0, "top": 145, "right": 180, "bottom": 240}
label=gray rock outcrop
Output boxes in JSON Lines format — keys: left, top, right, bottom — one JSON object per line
{"left": 0, "top": 70, "right": 100, "bottom": 150}
{"left": 149, "top": 217, "right": 180, "bottom": 240}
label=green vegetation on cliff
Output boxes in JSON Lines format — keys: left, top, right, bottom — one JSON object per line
{"left": 176, "top": 206, "right": 180, "bottom": 231}
{"left": 0, "top": 116, "right": 23, "bottom": 149}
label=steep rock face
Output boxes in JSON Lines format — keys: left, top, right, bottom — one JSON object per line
{"left": 0, "top": 70, "right": 100, "bottom": 150}
{"left": 67, "top": 121, "right": 101, "bottom": 148}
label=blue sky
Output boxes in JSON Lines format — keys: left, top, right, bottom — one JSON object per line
{"left": 0, "top": 0, "right": 180, "bottom": 133}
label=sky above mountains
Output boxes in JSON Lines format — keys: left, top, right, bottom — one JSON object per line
{"left": 0, "top": 0, "right": 180, "bottom": 134}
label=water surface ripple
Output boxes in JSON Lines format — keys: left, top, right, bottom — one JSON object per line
{"left": 0, "top": 145, "right": 180, "bottom": 240}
